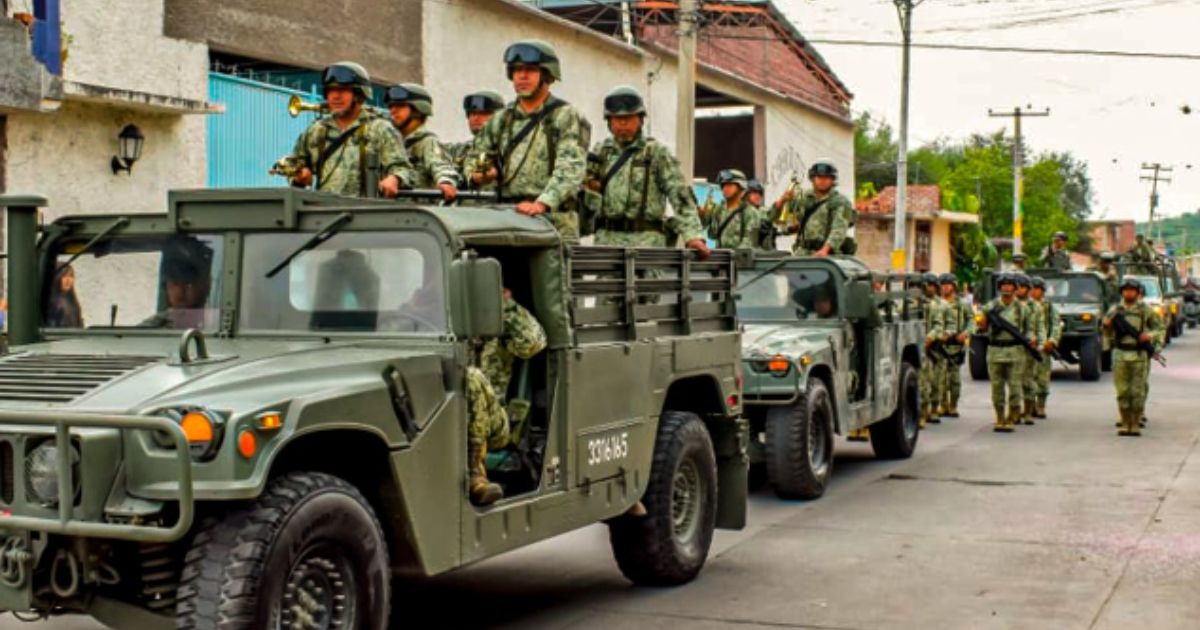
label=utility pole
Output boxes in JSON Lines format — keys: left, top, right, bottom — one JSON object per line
{"left": 1140, "top": 163, "right": 1172, "bottom": 245}
{"left": 891, "top": 0, "right": 924, "bottom": 271}
{"left": 676, "top": 0, "right": 700, "bottom": 179}
{"left": 987, "top": 106, "right": 1050, "bottom": 256}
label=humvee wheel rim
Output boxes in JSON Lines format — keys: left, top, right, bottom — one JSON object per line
{"left": 672, "top": 459, "right": 702, "bottom": 544}
{"left": 278, "top": 547, "right": 355, "bottom": 630}
{"left": 809, "top": 400, "right": 831, "bottom": 478}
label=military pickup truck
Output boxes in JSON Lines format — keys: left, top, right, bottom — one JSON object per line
{"left": 735, "top": 253, "right": 923, "bottom": 500}
{"left": 0, "top": 189, "right": 748, "bottom": 629}
{"left": 968, "top": 269, "right": 1113, "bottom": 381}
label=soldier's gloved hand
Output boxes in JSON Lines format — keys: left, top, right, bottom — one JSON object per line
{"left": 516, "top": 201, "right": 548, "bottom": 216}
{"left": 473, "top": 167, "right": 498, "bottom": 186}
{"left": 924, "top": 338, "right": 933, "bottom": 348}
{"left": 957, "top": 333, "right": 968, "bottom": 344}
{"left": 685, "top": 239, "right": 711, "bottom": 260}
{"left": 1043, "top": 341, "right": 1056, "bottom": 352}
{"left": 439, "top": 182, "right": 458, "bottom": 203}
{"left": 1138, "top": 332, "right": 1152, "bottom": 343}
{"left": 292, "top": 167, "right": 314, "bottom": 189}
{"left": 379, "top": 175, "right": 402, "bottom": 198}
{"left": 814, "top": 245, "right": 832, "bottom": 258}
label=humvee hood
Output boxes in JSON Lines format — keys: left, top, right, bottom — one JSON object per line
{"left": 0, "top": 337, "right": 443, "bottom": 414}
{"left": 742, "top": 324, "right": 836, "bottom": 358}
{"left": 1055, "top": 303, "right": 1102, "bottom": 317}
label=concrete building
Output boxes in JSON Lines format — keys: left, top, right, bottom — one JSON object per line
{"left": 855, "top": 185, "right": 979, "bottom": 274}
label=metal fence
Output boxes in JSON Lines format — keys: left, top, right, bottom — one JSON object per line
{"left": 206, "top": 73, "right": 321, "bottom": 188}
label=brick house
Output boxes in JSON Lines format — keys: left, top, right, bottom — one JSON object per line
{"left": 854, "top": 185, "right": 979, "bottom": 273}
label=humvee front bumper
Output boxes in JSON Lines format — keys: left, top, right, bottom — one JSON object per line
{"left": 0, "top": 410, "right": 194, "bottom": 543}
{"left": 742, "top": 357, "right": 804, "bottom": 406}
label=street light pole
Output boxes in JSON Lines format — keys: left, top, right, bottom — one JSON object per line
{"left": 677, "top": 0, "right": 700, "bottom": 179}
{"left": 891, "top": 0, "right": 919, "bottom": 272}
{"left": 987, "top": 106, "right": 1050, "bottom": 256}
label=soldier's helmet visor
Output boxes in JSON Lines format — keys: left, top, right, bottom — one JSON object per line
{"left": 322, "top": 65, "right": 361, "bottom": 86}
{"left": 385, "top": 85, "right": 430, "bottom": 105}
{"left": 604, "top": 93, "right": 643, "bottom": 114}
{"left": 809, "top": 163, "right": 838, "bottom": 178}
{"left": 463, "top": 95, "right": 501, "bottom": 113}
{"left": 504, "top": 43, "right": 555, "bottom": 66}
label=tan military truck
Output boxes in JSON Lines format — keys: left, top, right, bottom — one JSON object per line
{"left": 0, "top": 190, "right": 747, "bottom": 628}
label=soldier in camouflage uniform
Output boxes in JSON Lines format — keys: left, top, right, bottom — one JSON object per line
{"left": 706, "top": 169, "right": 770, "bottom": 250}
{"left": 978, "top": 273, "right": 1035, "bottom": 432}
{"left": 746, "top": 179, "right": 766, "bottom": 211}
{"left": 1102, "top": 277, "right": 1163, "bottom": 436}
{"left": 919, "top": 273, "right": 944, "bottom": 427}
{"left": 1013, "top": 273, "right": 1043, "bottom": 425}
{"left": 935, "top": 273, "right": 974, "bottom": 418}
{"left": 446, "top": 90, "right": 505, "bottom": 182}
{"left": 467, "top": 290, "right": 547, "bottom": 505}
{"left": 1011, "top": 252, "right": 1027, "bottom": 272}
{"left": 1041, "top": 231, "right": 1072, "bottom": 271}
{"left": 288, "top": 62, "right": 417, "bottom": 198}
{"left": 772, "top": 160, "right": 856, "bottom": 257}
{"left": 1029, "top": 277, "right": 1062, "bottom": 419}
{"left": 472, "top": 40, "right": 590, "bottom": 242}
{"left": 1127, "top": 234, "right": 1155, "bottom": 263}
{"left": 385, "top": 83, "right": 459, "bottom": 200}
{"left": 583, "top": 86, "right": 709, "bottom": 256}
{"left": 1088, "top": 251, "right": 1119, "bottom": 296}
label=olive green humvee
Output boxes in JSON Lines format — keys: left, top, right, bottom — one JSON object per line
{"left": 0, "top": 189, "right": 748, "bottom": 629}
{"left": 735, "top": 253, "right": 923, "bottom": 500}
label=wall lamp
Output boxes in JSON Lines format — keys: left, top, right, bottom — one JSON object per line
{"left": 111, "top": 124, "right": 144, "bottom": 175}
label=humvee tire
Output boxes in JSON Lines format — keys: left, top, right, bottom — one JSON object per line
{"left": 765, "top": 379, "right": 835, "bottom": 500}
{"left": 969, "top": 336, "right": 989, "bottom": 381}
{"left": 609, "top": 411, "right": 717, "bottom": 586}
{"left": 1079, "top": 335, "right": 1101, "bottom": 382}
{"left": 176, "top": 472, "right": 390, "bottom": 630}
{"left": 1101, "top": 348, "right": 1113, "bottom": 372}
{"left": 869, "top": 362, "right": 920, "bottom": 460}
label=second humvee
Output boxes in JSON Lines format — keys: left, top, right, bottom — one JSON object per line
{"left": 0, "top": 189, "right": 748, "bottom": 628}
{"left": 735, "top": 253, "right": 923, "bottom": 500}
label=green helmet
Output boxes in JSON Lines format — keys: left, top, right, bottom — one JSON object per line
{"left": 1053, "top": 230, "right": 1068, "bottom": 241}
{"left": 603, "top": 85, "right": 646, "bottom": 117}
{"left": 504, "top": 40, "right": 562, "bottom": 81}
{"left": 1013, "top": 273, "right": 1032, "bottom": 288}
{"left": 939, "top": 273, "right": 958, "bottom": 287}
{"left": 809, "top": 159, "right": 838, "bottom": 180}
{"left": 385, "top": 83, "right": 433, "bottom": 116}
{"left": 921, "top": 272, "right": 939, "bottom": 285}
{"left": 161, "top": 236, "right": 214, "bottom": 282}
{"left": 1012, "top": 252, "right": 1026, "bottom": 262}
{"left": 747, "top": 179, "right": 765, "bottom": 195}
{"left": 463, "top": 90, "right": 504, "bottom": 114}
{"left": 1100, "top": 251, "right": 1116, "bottom": 262}
{"left": 716, "top": 168, "right": 748, "bottom": 190}
{"left": 997, "top": 273, "right": 1016, "bottom": 288}
{"left": 1031, "top": 277, "right": 1047, "bottom": 290}
{"left": 1120, "top": 277, "right": 1141, "bottom": 292}
{"left": 322, "top": 62, "right": 373, "bottom": 100}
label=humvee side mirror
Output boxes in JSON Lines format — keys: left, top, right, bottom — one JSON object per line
{"left": 449, "top": 256, "right": 504, "bottom": 339}
{"left": 844, "top": 281, "right": 882, "bottom": 328}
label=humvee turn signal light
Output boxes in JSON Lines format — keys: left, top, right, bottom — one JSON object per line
{"left": 238, "top": 430, "right": 258, "bottom": 459}
{"left": 256, "top": 411, "right": 283, "bottom": 431}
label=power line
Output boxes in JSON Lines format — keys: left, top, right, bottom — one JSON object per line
{"left": 806, "top": 38, "right": 1200, "bottom": 61}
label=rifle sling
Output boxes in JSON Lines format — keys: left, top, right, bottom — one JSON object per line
{"left": 315, "top": 123, "right": 364, "bottom": 187}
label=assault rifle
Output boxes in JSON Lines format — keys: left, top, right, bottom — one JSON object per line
{"left": 985, "top": 306, "right": 1043, "bottom": 361}
{"left": 1110, "top": 310, "right": 1167, "bottom": 367}
{"left": 936, "top": 337, "right": 968, "bottom": 366}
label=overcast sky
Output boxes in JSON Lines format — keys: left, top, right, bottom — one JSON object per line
{"left": 777, "top": 0, "right": 1200, "bottom": 225}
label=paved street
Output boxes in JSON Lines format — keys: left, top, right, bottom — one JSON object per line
{"left": 9, "top": 333, "right": 1200, "bottom": 630}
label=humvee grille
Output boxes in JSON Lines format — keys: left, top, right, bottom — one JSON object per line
{"left": 0, "top": 354, "right": 161, "bottom": 404}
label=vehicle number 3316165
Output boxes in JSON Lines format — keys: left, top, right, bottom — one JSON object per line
{"left": 587, "top": 432, "right": 630, "bottom": 466}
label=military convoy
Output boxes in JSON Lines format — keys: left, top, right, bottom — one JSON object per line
{"left": 0, "top": 190, "right": 750, "bottom": 628}
{"left": 736, "top": 253, "right": 923, "bottom": 499}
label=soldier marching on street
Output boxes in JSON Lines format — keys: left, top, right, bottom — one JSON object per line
{"left": 771, "top": 160, "right": 857, "bottom": 257}
{"left": 446, "top": 89, "right": 505, "bottom": 183}
{"left": 1102, "top": 277, "right": 1164, "bottom": 436}
{"left": 935, "top": 273, "right": 974, "bottom": 418}
{"left": 287, "top": 62, "right": 418, "bottom": 198}
{"left": 978, "top": 273, "right": 1036, "bottom": 432}
{"left": 1014, "top": 273, "right": 1043, "bottom": 425}
{"left": 919, "top": 272, "right": 945, "bottom": 428}
{"left": 1029, "top": 277, "right": 1062, "bottom": 419}
{"left": 385, "top": 83, "right": 459, "bottom": 201}
{"left": 472, "top": 40, "right": 591, "bottom": 242}
{"left": 706, "top": 169, "right": 771, "bottom": 250}
{"left": 583, "top": 86, "right": 709, "bottom": 257}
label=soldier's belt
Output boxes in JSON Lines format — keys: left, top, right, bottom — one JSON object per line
{"left": 989, "top": 339, "right": 1021, "bottom": 347}
{"left": 1116, "top": 342, "right": 1141, "bottom": 351}
{"left": 597, "top": 216, "right": 665, "bottom": 233}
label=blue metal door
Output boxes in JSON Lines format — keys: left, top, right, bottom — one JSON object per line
{"left": 206, "top": 73, "right": 322, "bottom": 188}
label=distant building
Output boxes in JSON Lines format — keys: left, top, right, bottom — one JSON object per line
{"left": 1085, "top": 219, "right": 1137, "bottom": 257}
{"left": 855, "top": 185, "right": 979, "bottom": 273}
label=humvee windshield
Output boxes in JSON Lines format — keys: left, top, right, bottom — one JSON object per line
{"left": 45, "top": 234, "right": 225, "bottom": 330}
{"left": 241, "top": 231, "right": 445, "bottom": 333}
{"left": 1128, "top": 276, "right": 1162, "bottom": 299}
{"left": 737, "top": 267, "right": 839, "bottom": 321}
{"left": 1043, "top": 276, "right": 1103, "bottom": 303}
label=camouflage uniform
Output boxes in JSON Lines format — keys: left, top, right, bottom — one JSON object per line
{"left": 1103, "top": 301, "right": 1163, "bottom": 435}
{"left": 402, "top": 124, "right": 460, "bottom": 188}
{"left": 473, "top": 99, "right": 590, "bottom": 242}
{"left": 1041, "top": 246, "right": 1072, "bottom": 271}
{"left": 1017, "top": 294, "right": 1044, "bottom": 423}
{"left": 937, "top": 295, "right": 975, "bottom": 415}
{"left": 920, "top": 294, "right": 945, "bottom": 426}
{"left": 1127, "top": 238, "right": 1155, "bottom": 263}
{"left": 708, "top": 200, "right": 768, "bottom": 250}
{"left": 782, "top": 190, "right": 855, "bottom": 256}
{"left": 586, "top": 134, "right": 704, "bottom": 247}
{"left": 290, "top": 110, "right": 417, "bottom": 198}
{"left": 1031, "top": 296, "right": 1062, "bottom": 416}
{"left": 983, "top": 295, "right": 1031, "bottom": 430}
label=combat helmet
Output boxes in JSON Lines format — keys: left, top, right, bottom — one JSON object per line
{"left": 922, "top": 272, "right": 939, "bottom": 285}
{"left": 808, "top": 159, "right": 838, "bottom": 181}
{"left": 716, "top": 168, "right": 748, "bottom": 189}
{"left": 1031, "top": 277, "right": 1047, "bottom": 290}
{"left": 1053, "top": 230, "right": 1068, "bottom": 241}
{"left": 1119, "top": 277, "right": 1142, "bottom": 293}
{"left": 1099, "top": 251, "right": 1116, "bottom": 262}
{"left": 385, "top": 83, "right": 434, "bottom": 116}
{"left": 603, "top": 86, "right": 646, "bottom": 117}
{"left": 1013, "top": 273, "right": 1032, "bottom": 288}
{"left": 504, "top": 40, "right": 561, "bottom": 81}
{"left": 322, "top": 62, "right": 373, "bottom": 100}
{"left": 939, "top": 273, "right": 958, "bottom": 287}
{"left": 161, "top": 236, "right": 214, "bottom": 282}
{"left": 747, "top": 179, "right": 765, "bottom": 195}
{"left": 996, "top": 272, "right": 1017, "bottom": 288}
{"left": 463, "top": 90, "right": 505, "bottom": 114}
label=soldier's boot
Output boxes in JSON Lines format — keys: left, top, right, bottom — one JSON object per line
{"left": 945, "top": 398, "right": 960, "bottom": 418}
{"left": 1117, "top": 410, "right": 1134, "bottom": 437}
{"left": 468, "top": 445, "right": 503, "bottom": 506}
{"left": 1019, "top": 400, "right": 1034, "bottom": 425}
{"left": 918, "top": 408, "right": 928, "bottom": 430}
{"left": 1034, "top": 397, "right": 1047, "bottom": 419}
{"left": 993, "top": 408, "right": 1013, "bottom": 433}
{"left": 926, "top": 402, "right": 941, "bottom": 424}
{"left": 1129, "top": 409, "right": 1143, "bottom": 436}
{"left": 1008, "top": 407, "right": 1023, "bottom": 430}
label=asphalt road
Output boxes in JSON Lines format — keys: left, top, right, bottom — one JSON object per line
{"left": 8, "top": 330, "right": 1200, "bottom": 629}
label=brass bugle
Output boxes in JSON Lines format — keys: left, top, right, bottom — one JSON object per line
{"left": 288, "top": 94, "right": 328, "bottom": 118}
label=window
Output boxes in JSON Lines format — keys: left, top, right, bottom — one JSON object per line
{"left": 737, "top": 267, "right": 838, "bottom": 321}
{"left": 914, "top": 222, "right": 932, "bottom": 271}
{"left": 1044, "top": 277, "right": 1103, "bottom": 303}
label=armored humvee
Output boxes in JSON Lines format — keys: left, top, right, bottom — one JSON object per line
{"left": 735, "top": 253, "right": 923, "bottom": 500}
{"left": 0, "top": 189, "right": 748, "bottom": 628}
{"left": 968, "top": 269, "right": 1114, "bottom": 381}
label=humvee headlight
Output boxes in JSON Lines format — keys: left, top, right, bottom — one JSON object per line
{"left": 766, "top": 355, "right": 791, "bottom": 375}
{"left": 152, "top": 407, "right": 225, "bottom": 461}
{"left": 1155, "top": 305, "right": 1166, "bottom": 317}
{"left": 25, "top": 441, "right": 80, "bottom": 508}
{"left": 974, "top": 313, "right": 985, "bottom": 325}
{"left": 1171, "top": 303, "right": 1179, "bottom": 314}
{"left": 1080, "top": 313, "right": 1093, "bottom": 322}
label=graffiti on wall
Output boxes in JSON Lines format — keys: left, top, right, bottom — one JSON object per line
{"left": 768, "top": 145, "right": 807, "bottom": 188}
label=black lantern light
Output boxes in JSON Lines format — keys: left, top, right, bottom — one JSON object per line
{"left": 111, "top": 124, "right": 145, "bottom": 175}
